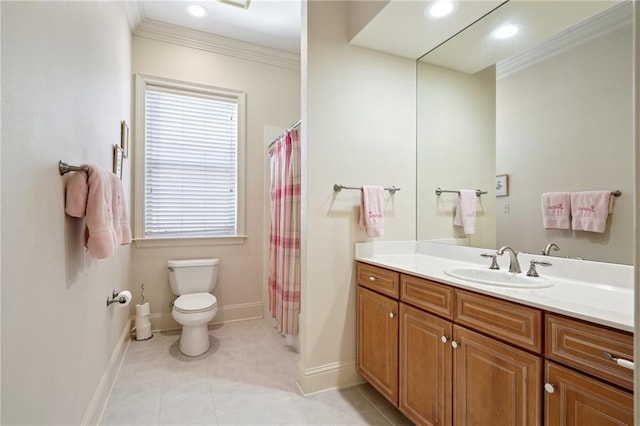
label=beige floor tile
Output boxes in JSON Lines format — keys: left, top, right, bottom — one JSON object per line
{"left": 103, "top": 318, "right": 414, "bottom": 426}
{"left": 331, "top": 409, "right": 393, "bottom": 426}
{"left": 101, "top": 379, "right": 162, "bottom": 425}
{"left": 158, "top": 392, "right": 217, "bottom": 425}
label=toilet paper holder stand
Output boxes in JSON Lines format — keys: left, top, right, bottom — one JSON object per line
{"left": 106, "top": 290, "right": 129, "bottom": 307}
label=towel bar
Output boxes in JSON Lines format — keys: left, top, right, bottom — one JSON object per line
{"left": 436, "top": 187, "right": 487, "bottom": 197}
{"left": 59, "top": 161, "right": 89, "bottom": 176}
{"left": 333, "top": 184, "right": 400, "bottom": 195}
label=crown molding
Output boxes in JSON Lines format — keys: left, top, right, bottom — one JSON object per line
{"left": 497, "top": 2, "right": 632, "bottom": 80}
{"left": 134, "top": 20, "right": 301, "bottom": 71}
{"left": 123, "top": 1, "right": 145, "bottom": 33}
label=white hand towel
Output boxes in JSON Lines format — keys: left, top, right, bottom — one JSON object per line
{"left": 541, "top": 192, "right": 571, "bottom": 229}
{"left": 453, "top": 190, "right": 476, "bottom": 235}
{"left": 570, "top": 191, "right": 614, "bottom": 233}
{"left": 359, "top": 186, "right": 384, "bottom": 238}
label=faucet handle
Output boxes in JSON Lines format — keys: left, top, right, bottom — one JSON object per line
{"left": 527, "top": 259, "right": 552, "bottom": 277}
{"left": 481, "top": 253, "right": 500, "bottom": 270}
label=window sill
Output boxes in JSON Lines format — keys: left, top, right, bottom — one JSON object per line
{"left": 133, "top": 235, "right": 248, "bottom": 249}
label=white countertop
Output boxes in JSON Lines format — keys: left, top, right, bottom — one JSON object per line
{"left": 355, "top": 241, "right": 634, "bottom": 332}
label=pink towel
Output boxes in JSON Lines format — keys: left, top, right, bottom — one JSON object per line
{"left": 359, "top": 186, "right": 384, "bottom": 238}
{"left": 110, "top": 172, "right": 132, "bottom": 246}
{"left": 541, "top": 192, "right": 570, "bottom": 229}
{"left": 453, "top": 190, "right": 476, "bottom": 235}
{"left": 570, "top": 191, "right": 614, "bottom": 233}
{"left": 65, "top": 164, "right": 131, "bottom": 259}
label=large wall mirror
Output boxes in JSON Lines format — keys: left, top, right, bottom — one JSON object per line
{"left": 416, "top": 1, "right": 633, "bottom": 264}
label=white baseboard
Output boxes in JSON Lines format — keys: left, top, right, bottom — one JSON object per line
{"left": 83, "top": 318, "right": 132, "bottom": 426}
{"left": 147, "top": 301, "right": 264, "bottom": 332}
{"left": 296, "top": 359, "right": 365, "bottom": 396}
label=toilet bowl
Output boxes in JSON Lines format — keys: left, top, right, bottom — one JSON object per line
{"left": 168, "top": 259, "right": 219, "bottom": 356}
{"left": 172, "top": 293, "right": 218, "bottom": 356}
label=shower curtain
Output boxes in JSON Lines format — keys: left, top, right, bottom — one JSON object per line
{"left": 268, "top": 123, "right": 301, "bottom": 336}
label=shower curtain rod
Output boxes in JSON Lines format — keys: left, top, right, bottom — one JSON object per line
{"left": 268, "top": 120, "right": 301, "bottom": 149}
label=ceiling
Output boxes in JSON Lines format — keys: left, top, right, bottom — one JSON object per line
{"left": 350, "top": 0, "right": 627, "bottom": 71}
{"left": 130, "top": 0, "right": 627, "bottom": 71}
{"left": 132, "top": 0, "right": 302, "bottom": 53}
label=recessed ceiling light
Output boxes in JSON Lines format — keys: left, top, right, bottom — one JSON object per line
{"left": 186, "top": 5, "right": 208, "bottom": 18}
{"left": 426, "top": 1, "right": 457, "bottom": 19}
{"left": 493, "top": 24, "right": 519, "bottom": 40}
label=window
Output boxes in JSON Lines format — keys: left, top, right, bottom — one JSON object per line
{"left": 134, "top": 75, "right": 246, "bottom": 245}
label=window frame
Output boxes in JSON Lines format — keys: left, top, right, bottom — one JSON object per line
{"left": 133, "top": 74, "right": 247, "bottom": 248}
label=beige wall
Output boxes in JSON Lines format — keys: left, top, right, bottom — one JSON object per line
{"left": 1, "top": 2, "right": 132, "bottom": 423}
{"left": 299, "top": 1, "right": 416, "bottom": 393}
{"left": 131, "top": 36, "right": 300, "bottom": 329}
{"left": 496, "top": 24, "right": 633, "bottom": 264}
{"left": 416, "top": 63, "right": 497, "bottom": 248}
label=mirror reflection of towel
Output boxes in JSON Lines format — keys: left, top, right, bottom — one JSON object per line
{"left": 570, "top": 191, "right": 614, "bottom": 233}
{"left": 453, "top": 190, "right": 476, "bottom": 235}
{"left": 541, "top": 192, "right": 571, "bottom": 229}
{"left": 359, "top": 186, "right": 384, "bottom": 238}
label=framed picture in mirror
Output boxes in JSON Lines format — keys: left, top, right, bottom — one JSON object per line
{"left": 113, "top": 144, "right": 124, "bottom": 179}
{"left": 120, "top": 120, "right": 129, "bottom": 158}
{"left": 496, "top": 174, "right": 508, "bottom": 197}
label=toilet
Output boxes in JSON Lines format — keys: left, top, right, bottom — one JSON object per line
{"left": 168, "top": 258, "right": 219, "bottom": 356}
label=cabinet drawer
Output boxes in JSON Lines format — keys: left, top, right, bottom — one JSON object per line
{"left": 546, "top": 314, "right": 634, "bottom": 391}
{"left": 401, "top": 274, "right": 453, "bottom": 319}
{"left": 455, "top": 290, "right": 542, "bottom": 353}
{"left": 357, "top": 262, "right": 399, "bottom": 298}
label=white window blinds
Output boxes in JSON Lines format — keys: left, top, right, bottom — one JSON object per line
{"left": 144, "top": 86, "right": 238, "bottom": 238}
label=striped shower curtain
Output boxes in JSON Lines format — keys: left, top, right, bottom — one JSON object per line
{"left": 268, "top": 125, "right": 301, "bottom": 336}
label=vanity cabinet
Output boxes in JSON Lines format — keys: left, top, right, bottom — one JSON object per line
{"left": 545, "top": 362, "right": 633, "bottom": 425}
{"left": 399, "top": 303, "right": 452, "bottom": 425}
{"left": 545, "top": 314, "right": 633, "bottom": 391}
{"left": 453, "top": 325, "right": 541, "bottom": 425}
{"left": 356, "top": 285, "right": 399, "bottom": 404}
{"left": 358, "top": 262, "right": 542, "bottom": 425}
{"left": 356, "top": 261, "right": 634, "bottom": 426}
{"left": 544, "top": 314, "right": 634, "bottom": 425}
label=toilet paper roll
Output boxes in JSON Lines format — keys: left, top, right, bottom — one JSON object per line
{"left": 117, "top": 290, "right": 132, "bottom": 307}
{"left": 136, "top": 302, "right": 150, "bottom": 317}
{"left": 136, "top": 322, "right": 152, "bottom": 341}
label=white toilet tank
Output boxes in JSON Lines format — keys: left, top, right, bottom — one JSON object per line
{"left": 168, "top": 258, "right": 219, "bottom": 296}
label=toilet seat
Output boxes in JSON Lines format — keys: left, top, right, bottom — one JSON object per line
{"left": 173, "top": 293, "right": 217, "bottom": 314}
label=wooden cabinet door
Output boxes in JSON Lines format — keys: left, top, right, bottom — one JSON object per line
{"left": 453, "top": 325, "right": 542, "bottom": 426}
{"left": 357, "top": 286, "right": 399, "bottom": 405}
{"left": 399, "top": 303, "right": 452, "bottom": 426}
{"left": 545, "top": 362, "right": 633, "bottom": 426}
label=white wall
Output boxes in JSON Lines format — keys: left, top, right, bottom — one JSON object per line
{"left": 416, "top": 63, "right": 497, "bottom": 248}
{"left": 299, "top": 1, "right": 416, "bottom": 393}
{"left": 131, "top": 35, "right": 300, "bottom": 329}
{"left": 496, "top": 24, "right": 633, "bottom": 264}
{"left": 1, "top": 2, "right": 132, "bottom": 423}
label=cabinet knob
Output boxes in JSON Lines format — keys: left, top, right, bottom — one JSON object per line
{"left": 441, "top": 336, "right": 449, "bottom": 343}
{"left": 369, "top": 276, "right": 378, "bottom": 282}
{"left": 389, "top": 312, "right": 395, "bottom": 318}
{"left": 544, "top": 383, "right": 556, "bottom": 394}
{"left": 451, "top": 341, "right": 459, "bottom": 349}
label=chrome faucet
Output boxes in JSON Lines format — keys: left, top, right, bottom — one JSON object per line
{"left": 496, "top": 246, "right": 521, "bottom": 273}
{"left": 542, "top": 243, "right": 560, "bottom": 256}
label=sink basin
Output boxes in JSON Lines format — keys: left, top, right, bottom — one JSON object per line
{"left": 444, "top": 267, "right": 554, "bottom": 289}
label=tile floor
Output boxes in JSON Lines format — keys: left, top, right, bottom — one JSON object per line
{"left": 100, "top": 318, "right": 413, "bottom": 426}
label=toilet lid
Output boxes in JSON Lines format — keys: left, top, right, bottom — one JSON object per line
{"left": 174, "top": 293, "right": 216, "bottom": 314}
